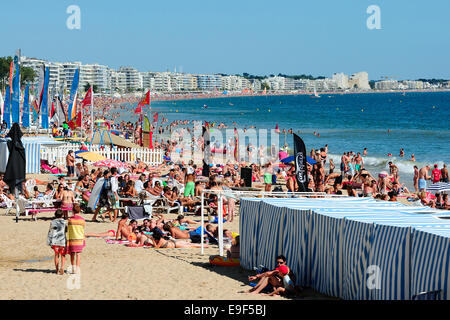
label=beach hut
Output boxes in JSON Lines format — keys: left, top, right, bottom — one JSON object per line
{"left": 0, "top": 136, "right": 64, "bottom": 174}
{"left": 239, "top": 197, "right": 450, "bottom": 300}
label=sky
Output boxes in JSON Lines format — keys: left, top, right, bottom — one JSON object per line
{"left": 0, "top": 0, "right": 449, "bottom": 80}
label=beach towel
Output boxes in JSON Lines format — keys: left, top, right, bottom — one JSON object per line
{"left": 67, "top": 215, "right": 86, "bottom": 253}
{"left": 126, "top": 206, "right": 150, "bottom": 220}
{"left": 105, "top": 239, "right": 129, "bottom": 244}
{"left": 47, "top": 218, "right": 67, "bottom": 247}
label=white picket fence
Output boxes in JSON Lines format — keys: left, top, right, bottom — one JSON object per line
{"left": 41, "top": 144, "right": 164, "bottom": 167}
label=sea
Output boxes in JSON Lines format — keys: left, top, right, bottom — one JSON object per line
{"left": 113, "top": 91, "right": 450, "bottom": 190}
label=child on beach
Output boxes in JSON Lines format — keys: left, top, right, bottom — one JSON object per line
{"left": 67, "top": 204, "right": 85, "bottom": 274}
{"left": 47, "top": 209, "right": 67, "bottom": 275}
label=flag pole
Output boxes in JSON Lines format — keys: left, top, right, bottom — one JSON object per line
{"left": 91, "top": 85, "right": 94, "bottom": 141}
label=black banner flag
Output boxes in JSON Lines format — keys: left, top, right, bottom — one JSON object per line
{"left": 293, "top": 133, "right": 308, "bottom": 192}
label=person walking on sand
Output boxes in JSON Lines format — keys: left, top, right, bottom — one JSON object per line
{"left": 67, "top": 204, "right": 85, "bottom": 274}
{"left": 47, "top": 209, "right": 67, "bottom": 275}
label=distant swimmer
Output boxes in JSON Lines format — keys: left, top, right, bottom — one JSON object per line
{"left": 387, "top": 129, "right": 391, "bottom": 133}
{"left": 387, "top": 153, "right": 392, "bottom": 157}
{"left": 400, "top": 148, "right": 405, "bottom": 157}
{"left": 363, "top": 148, "right": 368, "bottom": 156}
{"left": 203, "top": 104, "right": 208, "bottom": 109}
{"left": 409, "top": 154, "right": 416, "bottom": 162}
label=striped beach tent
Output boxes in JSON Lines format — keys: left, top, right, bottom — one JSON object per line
{"left": 239, "top": 197, "right": 450, "bottom": 300}
{"left": 23, "top": 141, "right": 41, "bottom": 174}
{"left": 427, "top": 182, "right": 450, "bottom": 193}
{"left": 411, "top": 228, "right": 450, "bottom": 300}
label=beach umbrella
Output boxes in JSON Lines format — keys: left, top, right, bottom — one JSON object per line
{"left": 77, "top": 152, "right": 107, "bottom": 162}
{"left": 92, "top": 159, "right": 128, "bottom": 168}
{"left": 280, "top": 155, "right": 317, "bottom": 165}
{"left": 426, "top": 182, "right": 450, "bottom": 193}
{"left": 4, "top": 123, "right": 26, "bottom": 194}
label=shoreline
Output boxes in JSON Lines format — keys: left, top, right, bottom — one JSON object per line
{"left": 111, "top": 88, "right": 450, "bottom": 105}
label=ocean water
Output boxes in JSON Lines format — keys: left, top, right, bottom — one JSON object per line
{"left": 114, "top": 91, "right": 450, "bottom": 189}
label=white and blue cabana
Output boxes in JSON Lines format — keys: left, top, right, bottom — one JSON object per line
{"left": 239, "top": 197, "right": 450, "bottom": 300}
{"left": 0, "top": 137, "right": 64, "bottom": 174}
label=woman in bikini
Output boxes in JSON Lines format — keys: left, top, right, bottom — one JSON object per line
{"left": 151, "top": 228, "right": 206, "bottom": 248}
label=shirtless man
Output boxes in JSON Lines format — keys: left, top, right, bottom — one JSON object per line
{"left": 410, "top": 154, "right": 416, "bottom": 162}
{"left": 418, "top": 165, "right": 431, "bottom": 192}
{"left": 442, "top": 164, "right": 449, "bottom": 183}
{"left": 66, "top": 150, "right": 75, "bottom": 177}
{"left": 355, "top": 153, "right": 364, "bottom": 172}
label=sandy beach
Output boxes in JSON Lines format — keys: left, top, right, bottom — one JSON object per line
{"left": 0, "top": 182, "right": 334, "bottom": 300}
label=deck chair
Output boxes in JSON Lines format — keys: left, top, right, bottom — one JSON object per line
{"left": 0, "top": 194, "right": 15, "bottom": 215}
{"left": 160, "top": 194, "right": 183, "bottom": 214}
{"left": 25, "top": 179, "right": 36, "bottom": 195}
{"left": 16, "top": 196, "right": 33, "bottom": 218}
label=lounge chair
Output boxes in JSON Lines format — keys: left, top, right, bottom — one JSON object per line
{"left": 40, "top": 159, "right": 62, "bottom": 174}
{"left": 0, "top": 194, "right": 15, "bottom": 215}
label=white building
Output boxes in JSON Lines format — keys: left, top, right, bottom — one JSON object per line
{"left": 196, "top": 74, "right": 223, "bottom": 91}
{"left": 401, "top": 80, "right": 424, "bottom": 90}
{"left": 118, "top": 66, "right": 141, "bottom": 91}
{"left": 110, "top": 70, "right": 127, "bottom": 92}
{"left": 375, "top": 80, "right": 399, "bottom": 90}
{"left": 332, "top": 73, "right": 349, "bottom": 89}
{"left": 349, "top": 72, "right": 370, "bottom": 90}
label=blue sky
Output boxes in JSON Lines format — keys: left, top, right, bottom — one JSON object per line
{"left": 1, "top": 0, "right": 449, "bottom": 80}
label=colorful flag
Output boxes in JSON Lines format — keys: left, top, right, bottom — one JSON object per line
{"left": 41, "top": 66, "right": 50, "bottom": 129}
{"left": 143, "top": 115, "right": 150, "bottom": 132}
{"left": 68, "top": 111, "right": 82, "bottom": 129}
{"left": 8, "top": 60, "right": 13, "bottom": 96}
{"left": 142, "top": 90, "right": 150, "bottom": 106}
{"left": 134, "top": 102, "right": 142, "bottom": 114}
{"left": 3, "top": 85, "right": 10, "bottom": 128}
{"left": 0, "top": 90, "right": 3, "bottom": 119}
{"left": 36, "top": 64, "right": 45, "bottom": 114}
{"left": 293, "top": 133, "right": 308, "bottom": 192}
{"left": 81, "top": 86, "right": 92, "bottom": 107}
{"left": 22, "top": 84, "right": 30, "bottom": 128}
{"left": 11, "top": 50, "right": 20, "bottom": 124}
{"left": 67, "top": 69, "right": 80, "bottom": 121}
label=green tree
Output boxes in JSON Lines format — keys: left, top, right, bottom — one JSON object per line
{"left": 0, "top": 56, "right": 13, "bottom": 91}
{"left": 20, "top": 67, "right": 36, "bottom": 86}
{"left": 83, "top": 82, "right": 98, "bottom": 93}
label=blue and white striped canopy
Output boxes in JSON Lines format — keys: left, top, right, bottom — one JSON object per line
{"left": 427, "top": 182, "right": 450, "bottom": 193}
{"left": 239, "top": 197, "right": 450, "bottom": 300}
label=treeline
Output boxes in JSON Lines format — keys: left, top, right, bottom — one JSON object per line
{"left": 0, "top": 56, "right": 36, "bottom": 90}
{"left": 240, "top": 72, "right": 325, "bottom": 80}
